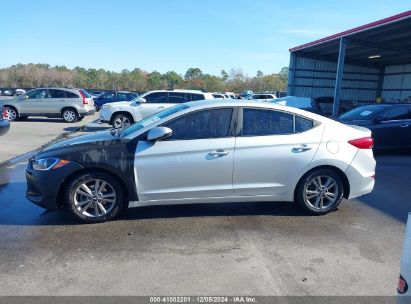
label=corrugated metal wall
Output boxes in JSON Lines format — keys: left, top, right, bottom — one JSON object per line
{"left": 382, "top": 64, "right": 411, "bottom": 101}
{"left": 288, "top": 56, "right": 380, "bottom": 102}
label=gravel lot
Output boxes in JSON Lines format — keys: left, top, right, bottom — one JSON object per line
{"left": 0, "top": 117, "right": 408, "bottom": 296}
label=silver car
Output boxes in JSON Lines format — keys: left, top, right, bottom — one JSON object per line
{"left": 0, "top": 87, "right": 95, "bottom": 122}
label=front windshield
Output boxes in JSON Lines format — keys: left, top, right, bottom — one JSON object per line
{"left": 339, "top": 105, "right": 388, "bottom": 120}
{"left": 120, "top": 104, "right": 190, "bottom": 137}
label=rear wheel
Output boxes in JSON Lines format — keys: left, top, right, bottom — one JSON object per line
{"left": 65, "top": 172, "right": 124, "bottom": 223}
{"left": 4, "top": 106, "right": 18, "bottom": 121}
{"left": 62, "top": 108, "right": 78, "bottom": 123}
{"left": 111, "top": 113, "right": 133, "bottom": 128}
{"left": 295, "top": 168, "right": 344, "bottom": 215}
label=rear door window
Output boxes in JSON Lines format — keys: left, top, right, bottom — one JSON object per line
{"left": 144, "top": 92, "right": 168, "bottom": 103}
{"left": 49, "top": 89, "right": 67, "bottom": 99}
{"left": 382, "top": 106, "right": 409, "bottom": 121}
{"left": 241, "top": 108, "right": 294, "bottom": 136}
{"left": 66, "top": 92, "right": 79, "bottom": 98}
{"left": 117, "top": 93, "right": 128, "bottom": 101}
{"left": 189, "top": 94, "right": 205, "bottom": 101}
{"left": 168, "top": 92, "right": 189, "bottom": 103}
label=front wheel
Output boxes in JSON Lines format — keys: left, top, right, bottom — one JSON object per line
{"left": 4, "top": 106, "right": 18, "bottom": 121}
{"left": 65, "top": 172, "right": 124, "bottom": 223}
{"left": 295, "top": 169, "right": 344, "bottom": 215}
{"left": 111, "top": 113, "right": 133, "bottom": 128}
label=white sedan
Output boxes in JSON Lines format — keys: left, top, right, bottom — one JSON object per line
{"left": 26, "top": 100, "right": 376, "bottom": 222}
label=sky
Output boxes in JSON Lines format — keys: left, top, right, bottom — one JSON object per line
{"left": 0, "top": 0, "right": 410, "bottom": 76}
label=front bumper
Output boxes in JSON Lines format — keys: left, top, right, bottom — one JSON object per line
{"left": 99, "top": 108, "right": 112, "bottom": 124}
{"left": 26, "top": 159, "right": 84, "bottom": 210}
{"left": 0, "top": 119, "right": 10, "bottom": 136}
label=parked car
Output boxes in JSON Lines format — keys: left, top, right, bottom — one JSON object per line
{"left": 313, "top": 96, "right": 355, "bottom": 116}
{"left": 338, "top": 103, "right": 411, "bottom": 149}
{"left": 0, "top": 106, "right": 10, "bottom": 136}
{"left": 100, "top": 89, "right": 214, "bottom": 128}
{"left": 93, "top": 91, "right": 139, "bottom": 111}
{"left": 212, "top": 93, "right": 226, "bottom": 99}
{"left": 26, "top": 100, "right": 376, "bottom": 223}
{"left": 15, "top": 89, "right": 26, "bottom": 96}
{"left": 252, "top": 93, "right": 277, "bottom": 101}
{"left": 240, "top": 90, "right": 253, "bottom": 100}
{"left": 0, "top": 88, "right": 95, "bottom": 122}
{"left": 3, "top": 90, "right": 13, "bottom": 96}
{"left": 269, "top": 96, "right": 322, "bottom": 114}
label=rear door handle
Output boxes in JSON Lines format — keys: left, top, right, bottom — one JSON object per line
{"left": 158, "top": 106, "right": 165, "bottom": 109}
{"left": 292, "top": 145, "right": 312, "bottom": 153}
{"left": 208, "top": 149, "right": 230, "bottom": 157}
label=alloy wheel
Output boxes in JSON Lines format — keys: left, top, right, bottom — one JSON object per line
{"left": 303, "top": 175, "right": 339, "bottom": 210}
{"left": 63, "top": 110, "right": 76, "bottom": 122}
{"left": 4, "top": 107, "right": 17, "bottom": 121}
{"left": 73, "top": 179, "right": 117, "bottom": 218}
{"left": 113, "top": 115, "right": 131, "bottom": 128}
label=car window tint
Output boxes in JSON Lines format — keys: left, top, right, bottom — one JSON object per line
{"left": 295, "top": 116, "right": 314, "bottom": 132}
{"left": 127, "top": 93, "right": 137, "bottom": 100}
{"left": 66, "top": 91, "right": 79, "bottom": 98}
{"left": 102, "top": 92, "right": 115, "bottom": 100}
{"left": 163, "top": 108, "right": 233, "bottom": 140}
{"left": 168, "top": 92, "right": 188, "bottom": 103}
{"left": 383, "top": 106, "right": 409, "bottom": 121}
{"left": 242, "top": 108, "right": 293, "bottom": 136}
{"left": 144, "top": 92, "right": 168, "bottom": 103}
{"left": 49, "top": 89, "right": 67, "bottom": 98}
{"left": 117, "top": 93, "right": 128, "bottom": 101}
{"left": 26, "top": 89, "right": 48, "bottom": 99}
{"left": 190, "top": 94, "right": 205, "bottom": 101}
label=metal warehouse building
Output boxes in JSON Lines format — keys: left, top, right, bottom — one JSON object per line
{"left": 287, "top": 10, "right": 411, "bottom": 116}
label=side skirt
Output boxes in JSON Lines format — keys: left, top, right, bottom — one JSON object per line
{"left": 128, "top": 194, "right": 291, "bottom": 208}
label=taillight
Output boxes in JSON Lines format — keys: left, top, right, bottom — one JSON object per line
{"left": 79, "top": 90, "right": 88, "bottom": 105}
{"left": 348, "top": 137, "right": 374, "bottom": 149}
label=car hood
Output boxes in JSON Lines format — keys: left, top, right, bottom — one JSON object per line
{"left": 43, "top": 130, "right": 116, "bottom": 151}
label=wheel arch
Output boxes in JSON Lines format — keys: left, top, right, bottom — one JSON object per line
{"left": 294, "top": 165, "right": 350, "bottom": 200}
{"left": 110, "top": 111, "right": 135, "bottom": 125}
{"left": 3, "top": 105, "right": 19, "bottom": 116}
{"left": 57, "top": 167, "right": 130, "bottom": 209}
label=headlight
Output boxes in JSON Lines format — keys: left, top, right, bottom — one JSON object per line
{"left": 32, "top": 158, "right": 70, "bottom": 171}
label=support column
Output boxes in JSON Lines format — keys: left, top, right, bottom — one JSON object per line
{"left": 288, "top": 52, "right": 297, "bottom": 96}
{"left": 332, "top": 38, "right": 347, "bottom": 117}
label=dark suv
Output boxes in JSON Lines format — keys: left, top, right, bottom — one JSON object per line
{"left": 93, "top": 91, "right": 139, "bottom": 111}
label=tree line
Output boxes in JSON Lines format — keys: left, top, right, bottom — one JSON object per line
{"left": 0, "top": 63, "right": 288, "bottom": 93}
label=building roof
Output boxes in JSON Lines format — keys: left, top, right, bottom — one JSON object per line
{"left": 289, "top": 10, "right": 411, "bottom": 67}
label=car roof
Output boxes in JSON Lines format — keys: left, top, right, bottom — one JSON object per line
{"left": 145, "top": 89, "right": 207, "bottom": 94}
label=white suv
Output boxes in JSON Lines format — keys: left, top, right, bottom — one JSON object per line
{"left": 100, "top": 89, "right": 214, "bottom": 128}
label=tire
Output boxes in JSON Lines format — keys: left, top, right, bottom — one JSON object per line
{"left": 65, "top": 172, "right": 124, "bottom": 223}
{"left": 4, "top": 106, "right": 18, "bottom": 121}
{"left": 62, "top": 108, "right": 78, "bottom": 123}
{"left": 111, "top": 113, "right": 134, "bottom": 128}
{"left": 295, "top": 168, "right": 344, "bottom": 215}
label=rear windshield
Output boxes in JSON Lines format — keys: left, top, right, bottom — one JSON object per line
{"left": 121, "top": 104, "right": 190, "bottom": 137}
{"left": 339, "top": 105, "right": 388, "bottom": 120}
{"left": 80, "top": 89, "right": 92, "bottom": 98}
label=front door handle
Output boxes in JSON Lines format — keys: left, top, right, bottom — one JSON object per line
{"left": 400, "top": 125, "right": 409, "bottom": 128}
{"left": 292, "top": 145, "right": 312, "bottom": 153}
{"left": 158, "top": 106, "right": 165, "bottom": 109}
{"left": 208, "top": 149, "right": 230, "bottom": 157}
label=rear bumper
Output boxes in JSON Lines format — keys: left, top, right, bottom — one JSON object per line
{"left": 0, "top": 119, "right": 10, "bottom": 136}
{"left": 345, "top": 150, "right": 376, "bottom": 199}
{"left": 79, "top": 108, "right": 96, "bottom": 117}
{"left": 26, "top": 159, "right": 84, "bottom": 210}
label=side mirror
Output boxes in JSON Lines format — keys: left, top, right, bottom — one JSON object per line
{"left": 139, "top": 97, "right": 146, "bottom": 103}
{"left": 147, "top": 127, "right": 172, "bottom": 142}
